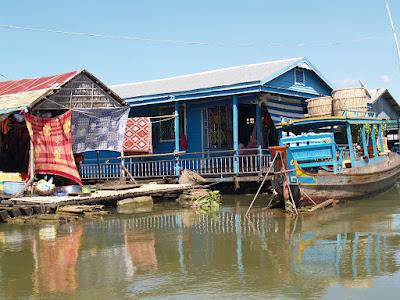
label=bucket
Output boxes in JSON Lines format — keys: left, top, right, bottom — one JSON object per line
{"left": 0, "top": 172, "right": 22, "bottom": 192}
{"left": 3, "top": 181, "right": 25, "bottom": 195}
{"left": 332, "top": 88, "right": 369, "bottom": 117}
{"left": 306, "top": 96, "right": 333, "bottom": 117}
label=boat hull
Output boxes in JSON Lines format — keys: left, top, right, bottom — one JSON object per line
{"left": 298, "top": 153, "right": 400, "bottom": 204}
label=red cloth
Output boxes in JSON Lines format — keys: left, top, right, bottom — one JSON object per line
{"left": 263, "top": 112, "right": 272, "bottom": 127}
{"left": 180, "top": 134, "right": 188, "bottom": 150}
{"left": 24, "top": 111, "right": 82, "bottom": 185}
{"left": 0, "top": 118, "right": 10, "bottom": 134}
{"left": 123, "top": 117, "right": 152, "bottom": 154}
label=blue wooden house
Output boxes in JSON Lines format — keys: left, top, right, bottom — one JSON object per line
{"left": 82, "top": 57, "right": 333, "bottom": 183}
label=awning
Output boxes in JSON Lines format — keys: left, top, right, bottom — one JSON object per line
{"left": 264, "top": 95, "right": 307, "bottom": 124}
{"left": 0, "top": 89, "right": 51, "bottom": 115}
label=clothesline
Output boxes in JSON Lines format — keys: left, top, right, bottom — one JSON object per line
{"left": 150, "top": 114, "right": 177, "bottom": 124}
{"left": 32, "top": 98, "right": 178, "bottom": 123}
{"left": 149, "top": 114, "right": 177, "bottom": 119}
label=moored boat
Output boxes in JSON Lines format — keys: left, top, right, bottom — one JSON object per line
{"left": 274, "top": 113, "right": 400, "bottom": 205}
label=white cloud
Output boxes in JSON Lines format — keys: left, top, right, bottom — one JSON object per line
{"left": 334, "top": 78, "right": 359, "bottom": 88}
{"left": 381, "top": 74, "right": 390, "bottom": 83}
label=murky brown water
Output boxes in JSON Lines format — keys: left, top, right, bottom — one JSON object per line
{"left": 1, "top": 184, "right": 400, "bottom": 299}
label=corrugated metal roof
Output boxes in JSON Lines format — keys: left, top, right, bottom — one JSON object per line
{"left": 111, "top": 57, "right": 305, "bottom": 99}
{"left": 368, "top": 88, "right": 400, "bottom": 114}
{"left": 368, "top": 88, "right": 387, "bottom": 104}
{"left": 0, "top": 70, "right": 126, "bottom": 114}
{"left": 0, "top": 71, "right": 78, "bottom": 96}
{"left": 0, "top": 89, "right": 52, "bottom": 114}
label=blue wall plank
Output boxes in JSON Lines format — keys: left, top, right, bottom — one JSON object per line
{"left": 266, "top": 69, "right": 332, "bottom": 96}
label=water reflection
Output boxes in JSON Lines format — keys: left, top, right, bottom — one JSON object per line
{"left": 125, "top": 231, "right": 157, "bottom": 272}
{"left": 33, "top": 225, "right": 83, "bottom": 295}
{"left": 0, "top": 189, "right": 399, "bottom": 299}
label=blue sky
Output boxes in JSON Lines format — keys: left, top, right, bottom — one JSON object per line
{"left": 1, "top": 0, "right": 400, "bottom": 99}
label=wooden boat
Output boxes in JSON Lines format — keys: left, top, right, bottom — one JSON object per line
{"left": 274, "top": 114, "right": 400, "bottom": 204}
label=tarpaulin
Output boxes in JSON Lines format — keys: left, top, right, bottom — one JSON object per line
{"left": 123, "top": 117, "right": 152, "bottom": 154}
{"left": 263, "top": 95, "right": 306, "bottom": 124}
{"left": 24, "top": 111, "right": 82, "bottom": 185}
{"left": 71, "top": 108, "right": 129, "bottom": 153}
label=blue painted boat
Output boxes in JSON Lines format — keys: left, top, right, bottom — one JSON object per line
{"left": 275, "top": 114, "right": 400, "bottom": 204}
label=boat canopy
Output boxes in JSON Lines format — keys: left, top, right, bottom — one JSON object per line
{"left": 278, "top": 115, "right": 385, "bottom": 132}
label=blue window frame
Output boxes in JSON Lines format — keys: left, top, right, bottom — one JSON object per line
{"left": 294, "top": 68, "right": 305, "bottom": 86}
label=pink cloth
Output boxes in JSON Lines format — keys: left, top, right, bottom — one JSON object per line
{"left": 123, "top": 117, "right": 152, "bottom": 154}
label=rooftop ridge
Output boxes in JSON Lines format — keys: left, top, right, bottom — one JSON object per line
{"left": 111, "top": 57, "right": 304, "bottom": 87}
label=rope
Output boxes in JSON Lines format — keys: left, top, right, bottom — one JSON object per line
{"left": 0, "top": 24, "right": 380, "bottom": 49}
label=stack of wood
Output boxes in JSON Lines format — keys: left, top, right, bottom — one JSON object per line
{"left": 57, "top": 205, "right": 109, "bottom": 217}
{"left": 0, "top": 201, "right": 55, "bottom": 222}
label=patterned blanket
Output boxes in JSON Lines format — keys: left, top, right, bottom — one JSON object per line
{"left": 24, "top": 111, "right": 82, "bottom": 185}
{"left": 123, "top": 117, "right": 152, "bottom": 154}
{"left": 71, "top": 108, "right": 129, "bottom": 153}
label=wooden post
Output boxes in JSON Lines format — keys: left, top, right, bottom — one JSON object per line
{"left": 378, "top": 123, "right": 384, "bottom": 153}
{"left": 30, "top": 141, "right": 35, "bottom": 182}
{"left": 361, "top": 124, "right": 368, "bottom": 157}
{"left": 96, "top": 150, "right": 102, "bottom": 179}
{"left": 232, "top": 95, "right": 239, "bottom": 176}
{"left": 371, "top": 125, "right": 379, "bottom": 157}
{"left": 346, "top": 123, "right": 355, "bottom": 162}
{"left": 174, "top": 102, "right": 180, "bottom": 178}
{"left": 120, "top": 151, "right": 126, "bottom": 184}
{"left": 256, "top": 100, "right": 262, "bottom": 176}
{"left": 256, "top": 101, "right": 262, "bottom": 147}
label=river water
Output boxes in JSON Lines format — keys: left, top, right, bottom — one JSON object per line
{"left": 1, "top": 185, "right": 400, "bottom": 300}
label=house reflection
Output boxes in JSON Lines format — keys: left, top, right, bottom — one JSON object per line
{"left": 32, "top": 224, "right": 83, "bottom": 295}
{"left": 126, "top": 206, "right": 400, "bottom": 297}
{"left": 125, "top": 231, "right": 158, "bottom": 272}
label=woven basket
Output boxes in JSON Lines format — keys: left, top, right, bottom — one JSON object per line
{"left": 306, "top": 96, "right": 333, "bottom": 117}
{"left": 332, "top": 88, "right": 369, "bottom": 117}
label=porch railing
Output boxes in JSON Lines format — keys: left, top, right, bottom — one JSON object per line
{"left": 80, "top": 148, "right": 272, "bottom": 180}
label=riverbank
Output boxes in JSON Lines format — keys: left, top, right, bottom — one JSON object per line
{"left": 0, "top": 182, "right": 196, "bottom": 222}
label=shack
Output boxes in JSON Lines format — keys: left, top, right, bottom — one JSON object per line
{"left": 368, "top": 88, "right": 400, "bottom": 148}
{"left": 106, "top": 57, "right": 333, "bottom": 184}
{"left": 0, "top": 70, "right": 126, "bottom": 189}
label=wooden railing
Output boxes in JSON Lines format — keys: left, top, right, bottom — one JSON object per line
{"left": 80, "top": 149, "right": 271, "bottom": 180}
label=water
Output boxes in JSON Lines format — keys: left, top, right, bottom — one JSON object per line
{"left": 1, "top": 186, "right": 400, "bottom": 300}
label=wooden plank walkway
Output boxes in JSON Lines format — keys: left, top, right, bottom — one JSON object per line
{"left": 10, "top": 183, "right": 193, "bottom": 206}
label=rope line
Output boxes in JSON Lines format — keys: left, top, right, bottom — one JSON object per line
{"left": 0, "top": 24, "right": 381, "bottom": 49}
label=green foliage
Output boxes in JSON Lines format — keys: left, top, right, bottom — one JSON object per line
{"left": 193, "top": 190, "right": 221, "bottom": 215}
{"left": 349, "top": 123, "right": 387, "bottom": 145}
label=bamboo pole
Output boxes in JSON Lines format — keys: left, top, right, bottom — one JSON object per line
{"left": 245, "top": 152, "right": 279, "bottom": 216}
{"left": 30, "top": 140, "right": 34, "bottom": 182}
{"left": 119, "top": 151, "right": 186, "bottom": 159}
{"left": 120, "top": 150, "right": 126, "bottom": 183}
{"left": 13, "top": 141, "right": 35, "bottom": 198}
{"left": 121, "top": 164, "right": 137, "bottom": 184}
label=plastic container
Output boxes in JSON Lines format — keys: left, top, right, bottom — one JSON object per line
{"left": 3, "top": 181, "right": 25, "bottom": 195}
{"left": 0, "top": 172, "right": 23, "bottom": 192}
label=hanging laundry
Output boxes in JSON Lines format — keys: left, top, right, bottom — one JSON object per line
{"left": 71, "top": 108, "right": 129, "bottom": 153}
{"left": 0, "top": 117, "right": 10, "bottom": 135}
{"left": 123, "top": 117, "right": 152, "bottom": 154}
{"left": 24, "top": 111, "right": 82, "bottom": 185}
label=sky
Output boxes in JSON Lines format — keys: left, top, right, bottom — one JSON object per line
{"left": 1, "top": 0, "right": 400, "bottom": 99}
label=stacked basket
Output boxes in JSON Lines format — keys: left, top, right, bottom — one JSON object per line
{"left": 306, "top": 88, "right": 369, "bottom": 118}
{"left": 306, "top": 96, "right": 333, "bottom": 117}
{"left": 331, "top": 88, "right": 369, "bottom": 117}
